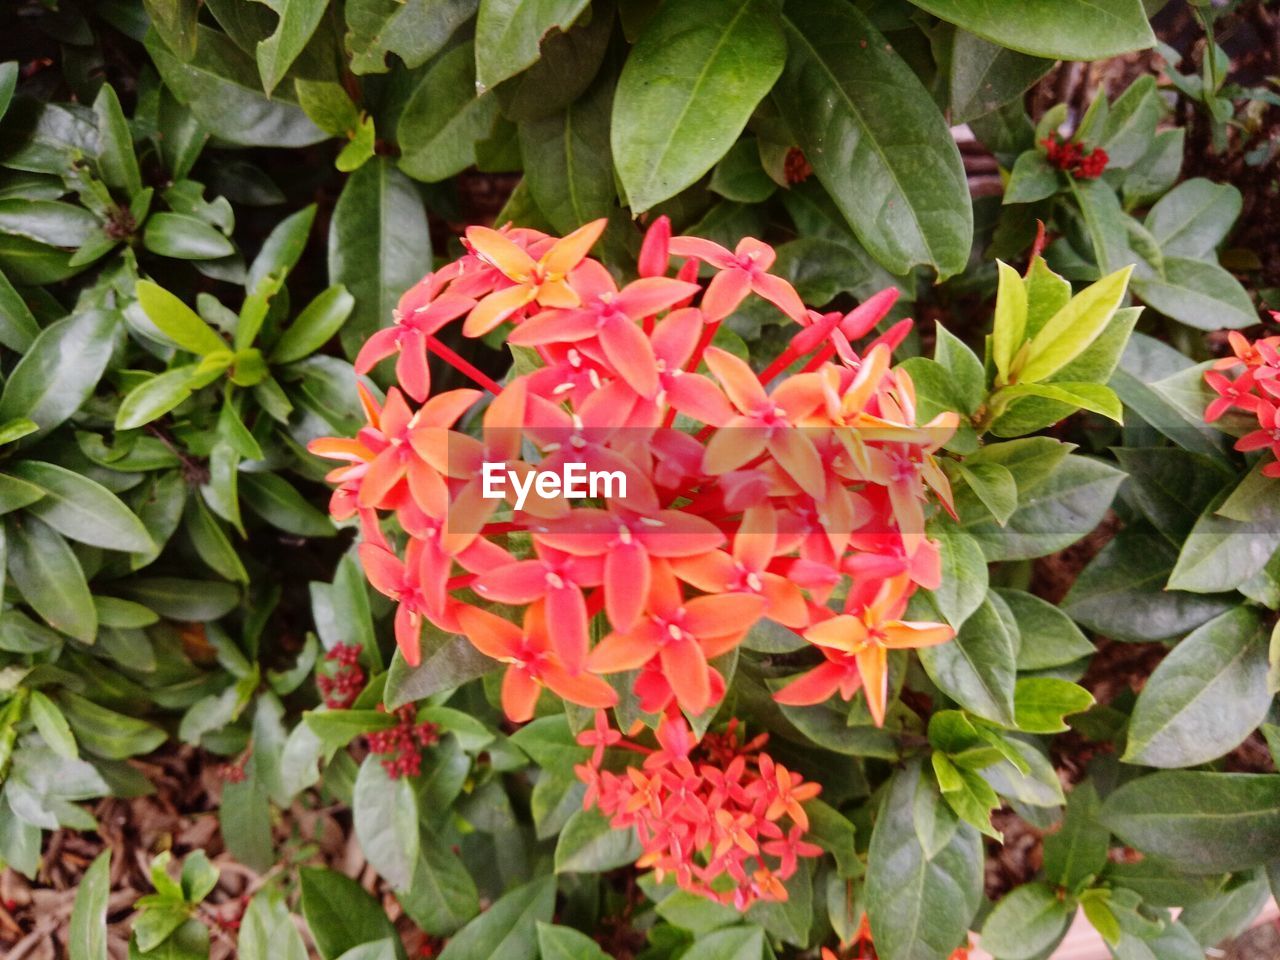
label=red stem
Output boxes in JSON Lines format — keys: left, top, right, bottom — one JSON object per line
{"left": 425, "top": 334, "right": 505, "bottom": 395}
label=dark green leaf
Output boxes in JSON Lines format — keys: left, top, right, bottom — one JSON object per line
{"left": 7, "top": 515, "right": 95, "bottom": 642}
{"left": 0, "top": 309, "right": 116, "bottom": 435}
{"left": 437, "top": 875, "right": 555, "bottom": 960}
{"left": 383, "top": 627, "right": 500, "bottom": 708}
{"left": 996, "top": 589, "right": 1093, "bottom": 670}
{"left": 554, "top": 807, "right": 642, "bottom": 874}
{"left": 398, "top": 42, "right": 500, "bottom": 183}
{"left": 614, "top": 0, "right": 784, "bottom": 212}
{"left": 919, "top": 593, "right": 1017, "bottom": 726}
{"left": 145, "top": 0, "right": 200, "bottom": 60}
{"left": 240, "top": 473, "right": 334, "bottom": 537}
{"left": 93, "top": 85, "right": 142, "bottom": 196}
{"left": 300, "top": 867, "right": 404, "bottom": 960}
{"left": 144, "top": 212, "right": 235, "bottom": 260}
{"left": 1042, "top": 782, "right": 1109, "bottom": 891}
{"left": 867, "top": 760, "right": 983, "bottom": 960}
{"left": 116, "top": 577, "right": 240, "bottom": 620}
{"left": 949, "top": 31, "right": 1052, "bottom": 124}
{"left": 11, "top": 461, "right": 153, "bottom": 553}
{"left": 1124, "top": 607, "right": 1270, "bottom": 767}
{"left": 270, "top": 285, "right": 353, "bottom": 363}
{"left": 246, "top": 203, "right": 316, "bottom": 295}
{"left": 1113, "top": 447, "right": 1234, "bottom": 543}
{"left": 777, "top": 0, "right": 970, "bottom": 278}
{"left": 1168, "top": 481, "right": 1280, "bottom": 594}
{"left": 396, "top": 825, "right": 480, "bottom": 936}
{"left": 329, "top": 158, "right": 432, "bottom": 357}
{"left": 146, "top": 26, "right": 325, "bottom": 147}
{"left": 1101, "top": 772, "right": 1280, "bottom": 874}
{"left": 345, "top": 0, "right": 478, "bottom": 75}
{"left": 475, "top": 0, "right": 591, "bottom": 90}
{"left": 256, "top": 0, "right": 327, "bottom": 96}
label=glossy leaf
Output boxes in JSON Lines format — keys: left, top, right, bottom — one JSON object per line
{"left": 475, "top": 0, "right": 592, "bottom": 90}
{"left": 7, "top": 515, "right": 96, "bottom": 643}
{"left": 1145, "top": 178, "right": 1242, "bottom": 259}
{"left": 353, "top": 755, "right": 420, "bottom": 888}
{"left": 1124, "top": 607, "right": 1269, "bottom": 767}
{"left": 909, "top": 0, "right": 1154, "bottom": 60}
{"left": 919, "top": 593, "right": 1017, "bottom": 726}
{"left": 0, "top": 310, "right": 117, "bottom": 435}
{"left": 1130, "top": 257, "right": 1257, "bottom": 331}
{"left": 270, "top": 284, "right": 353, "bottom": 363}
{"left": 300, "top": 867, "right": 403, "bottom": 960}
{"left": 613, "top": 0, "right": 784, "bottom": 212}
{"left": 555, "top": 807, "right": 642, "bottom": 874}
{"left": 777, "top": 0, "right": 970, "bottom": 278}
{"left": 1101, "top": 772, "right": 1280, "bottom": 874}
{"left": 11, "top": 461, "right": 153, "bottom": 553}
{"left": 329, "top": 158, "right": 432, "bottom": 357}
{"left": 437, "top": 875, "right": 555, "bottom": 960}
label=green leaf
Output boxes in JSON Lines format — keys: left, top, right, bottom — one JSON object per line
{"left": 329, "top": 157, "right": 432, "bottom": 357}
{"left": 241, "top": 473, "right": 334, "bottom": 537}
{"left": 1019, "top": 265, "right": 1134, "bottom": 383}
{"left": 255, "top": 0, "right": 327, "bottom": 96}
{"left": 1042, "top": 782, "right": 1109, "bottom": 891}
{"left": 777, "top": 0, "right": 970, "bottom": 278}
{"left": 383, "top": 627, "right": 501, "bottom": 708}
{"left": 300, "top": 868, "right": 404, "bottom": 960}
{"left": 11, "top": 461, "right": 153, "bottom": 553}
{"left": 0, "top": 62, "right": 17, "bottom": 122}
{"left": 555, "top": 807, "right": 642, "bottom": 874}
{"left": 59, "top": 692, "right": 167, "bottom": 759}
{"left": 475, "top": 0, "right": 592, "bottom": 90}
{"left": 1063, "top": 527, "right": 1236, "bottom": 642}
{"left": 1122, "top": 127, "right": 1185, "bottom": 208}
{"left": 270, "top": 284, "right": 353, "bottom": 363}
{"left": 1013, "top": 677, "right": 1094, "bottom": 733}
{"left": 238, "top": 891, "right": 307, "bottom": 960}
{"left": 1112, "top": 447, "right": 1234, "bottom": 543}
{"left": 1098, "top": 75, "right": 1161, "bottom": 169}
{"left": 344, "top": 0, "right": 478, "bottom": 75}
{"left": 979, "top": 882, "right": 1072, "bottom": 960}
{"left": 1130, "top": 257, "right": 1257, "bottom": 331}
{"left": 295, "top": 79, "right": 359, "bottom": 136}
{"left": 0, "top": 473, "right": 44, "bottom": 516}
{"left": 518, "top": 74, "right": 615, "bottom": 235}
{"left": 0, "top": 267, "right": 39, "bottom": 353}
{"left": 992, "top": 259, "right": 1028, "bottom": 382}
{"left": 398, "top": 41, "right": 500, "bottom": 183}
{"left": 246, "top": 203, "right": 316, "bottom": 298}
{"left": 0, "top": 200, "right": 100, "bottom": 248}
{"left": 1003, "top": 151, "right": 1060, "bottom": 204}
{"left": 438, "top": 875, "right": 555, "bottom": 960}
{"left": 867, "top": 760, "right": 983, "bottom": 960}
{"left": 28, "top": 688, "right": 77, "bottom": 759}
{"left": 996, "top": 589, "right": 1093, "bottom": 670}
{"left": 962, "top": 455, "right": 1126, "bottom": 562}
{"left": 919, "top": 593, "right": 1017, "bottom": 726}
{"left": 146, "top": 26, "right": 325, "bottom": 147}
{"left": 145, "top": 0, "right": 200, "bottom": 60}
{"left": 933, "top": 326, "right": 985, "bottom": 414}
{"left": 923, "top": 527, "right": 988, "bottom": 630}
{"left": 130, "top": 918, "right": 208, "bottom": 959}
{"left": 144, "top": 212, "right": 235, "bottom": 260}
{"left": 353, "top": 755, "right": 420, "bottom": 889}
{"left": 1168, "top": 480, "right": 1280, "bottom": 594}
{"left": 910, "top": 0, "right": 1154, "bottom": 59}
{"left": 1145, "top": 178, "right": 1241, "bottom": 259}
{"left": 115, "top": 365, "right": 203, "bottom": 430}
{"left": 0, "top": 309, "right": 116, "bottom": 435}
{"left": 93, "top": 85, "right": 143, "bottom": 197}
{"left": 116, "top": 577, "right": 240, "bottom": 620}
{"left": 1124, "top": 607, "right": 1270, "bottom": 767}
{"left": 535, "top": 923, "right": 611, "bottom": 960}
{"left": 396, "top": 825, "right": 480, "bottom": 936}
{"left": 136, "top": 281, "right": 226, "bottom": 354}
{"left": 69, "top": 851, "right": 112, "bottom": 960}
{"left": 186, "top": 496, "right": 247, "bottom": 582}
{"left": 957, "top": 463, "right": 1017, "bottom": 526}
{"left": 949, "top": 30, "right": 1052, "bottom": 124}
{"left": 613, "top": 0, "right": 784, "bottom": 212}
{"left": 7, "top": 515, "right": 96, "bottom": 642}
{"left": 304, "top": 709, "right": 395, "bottom": 757}
{"left": 1101, "top": 771, "right": 1280, "bottom": 874}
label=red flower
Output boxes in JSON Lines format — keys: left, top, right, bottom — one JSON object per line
{"left": 1042, "top": 133, "right": 1108, "bottom": 180}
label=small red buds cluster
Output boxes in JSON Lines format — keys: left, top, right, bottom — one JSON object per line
{"left": 317, "top": 642, "right": 366, "bottom": 709}
{"left": 365, "top": 705, "right": 440, "bottom": 779}
{"left": 1042, "top": 133, "right": 1109, "bottom": 179}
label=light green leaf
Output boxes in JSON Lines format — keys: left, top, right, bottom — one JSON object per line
{"left": 238, "top": 891, "right": 307, "bottom": 960}
{"left": 1013, "top": 677, "right": 1094, "bottom": 733}
{"left": 270, "top": 284, "right": 353, "bottom": 363}
{"left": 136, "top": 281, "right": 227, "bottom": 354}
{"left": 115, "top": 365, "right": 204, "bottom": 430}
{"left": 992, "top": 259, "right": 1028, "bottom": 381}
{"left": 28, "top": 688, "right": 78, "bottom": 759}
{"left": 909, "top": 0, "right": 1154, "bottom": 60}
{"left": 1020, "top": 265, "right": 1134, "bottom": 383}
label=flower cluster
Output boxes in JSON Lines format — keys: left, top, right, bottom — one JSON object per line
{"left": 1205, "top": 327, "right": 1280, "bottom": 478}
{"left": 317, "top": 642, "right": 366, "bottom": 709}
{"left": 365, "top": 705, "right": 439, "bottom": 779}
{"left": 1042, "top": 133, "right": 1109, "bottom": 179}
{"left": 575, "top": 712, "right": 821, "bottom": 908}
{"left": 310, "top": 216, "right": 960, "bottom": 730}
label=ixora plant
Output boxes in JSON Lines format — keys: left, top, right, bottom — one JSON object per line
{"left": 300, "top": 216, "right": 1149, "bottom": 958}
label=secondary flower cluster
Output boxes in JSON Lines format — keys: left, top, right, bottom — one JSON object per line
{"left": 1204, "top": 327, "right": 1280, "bottom": 478}
{"left": 576, "top": 712, "right": 821, "bottom": 908}
{"left": 1042, "top": 133, "right": 1109, "bottom": 179}
{"left": 310, "top": 216, "right": 959, "bottom": 730}
{"left": 365, "top": 705, "right": 439, "bottom": 779}
{"left": 317, "top": 641, "right": 366, "bottom": 710}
